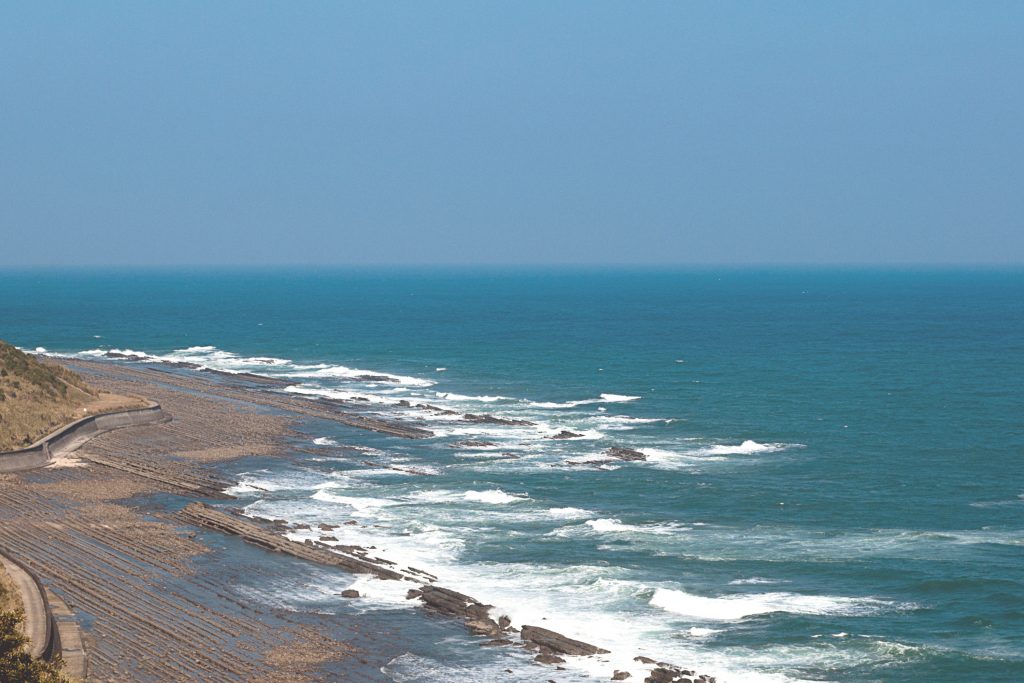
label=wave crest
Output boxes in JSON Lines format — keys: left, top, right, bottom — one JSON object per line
{"left": 650, "top": 588, "right": 897, "bottom": 620}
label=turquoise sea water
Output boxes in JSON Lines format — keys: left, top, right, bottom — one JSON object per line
{"left": 2, "top": 268, "right": 1022, "bottom": 682}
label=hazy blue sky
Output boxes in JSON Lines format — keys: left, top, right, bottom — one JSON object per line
{"left": 2, "top": 2, "right": 1022, "bottom": 266}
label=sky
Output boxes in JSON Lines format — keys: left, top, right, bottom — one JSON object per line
{"left": 1, "top": 2, "right": 1022, "bottom": 267}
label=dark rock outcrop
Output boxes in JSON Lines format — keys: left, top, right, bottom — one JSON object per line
{"left": 605, "top": 447, "right": 646, "bottom": 461}
{"left": 416, "top": 403, "right": 460, "bottom": 416}
{"left": 534, "top": 653, "right": 565, "bottom": 665}
{"left": 340, "top": 589, "right": 360, "bottom": 598}
{"left": 449, "top": 440, "right": 497, "bottom": 449}
{"left": 415, "top": 585, "right": 508, "bottom": 637}
{"left": 463, "top": 413, "right": 534, "bottom": 426}
{"left": 644, "top": 666, "right": 714, "bottom": 683}
{"left": 612, "top": 672, "right": 632, "bottom": 681}
{"left": 520, "top": 625, "right": 609, "bottom": 656}
{"left": 550, "top": 430, "right": 583, "bottom": 440}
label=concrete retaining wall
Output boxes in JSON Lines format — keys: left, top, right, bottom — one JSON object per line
{"left": 0, "top": 402, "right": 168, "bottom": 473}
{"left": 45, "top": 586, "right": 88, "bottom": 681}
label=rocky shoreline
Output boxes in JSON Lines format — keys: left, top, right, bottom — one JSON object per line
{"left": 0, "top": 356, "right": 718, "bottom": 682}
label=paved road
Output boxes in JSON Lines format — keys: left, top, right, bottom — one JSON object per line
{"left": 0, "top": 552, "right": 48, "bottom": 658}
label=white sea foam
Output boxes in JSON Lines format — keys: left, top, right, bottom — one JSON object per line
{"left": 525, "top": 393, "right": 641, "bottom": 409}
{"left": 729, "top": 577, "right": 787, "bottom": 585}
{"left": 283, "top": 364, "right": 434, "bottom": 387}
{"left": 312, "top": 437, "right": 339, "bottom": 446}
{"left": 700, "top": 440, "right": 794, "bottom": 455}
{"left": 592, "top": 415, "right": 666, "bottom": 430}
{"left": 636, "top": 448, "right": 709, "bottom": 468}
{"left": 283, "top": 384, "right": 404, "bottom": 405}
{"left": 685, "top": 626, "right": 723, "bottom": 638}
{"left": 553, "top": 518, "right": 687, "bottom": 537}
{"left": 310, "top": 489, "right": 398, "bottom": 512}
{"left": 547, "top": 507, "right": 594, "bottom": 519}
{"left": 587, "top": 518, "right": 644, "bottom": 533}
{"left": 435, "top": 392, "right": 512, "bottom": 403}
{"left": 463, "top": 489, "right": 527, "bottom": 504}
{"left": 78, "top": 347, "right": 157, "bottom": 361}
{"left": 650, "top": 588, "right": 896, "bottom": 620}
{"left": 75, "top": 344, "right": 435, "bottom": 387}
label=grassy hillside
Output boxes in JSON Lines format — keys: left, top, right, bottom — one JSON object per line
{"left": 0, "top": 341, "right": 143, "bottom": 451}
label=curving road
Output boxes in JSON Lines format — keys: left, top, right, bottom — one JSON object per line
{"left": 0, "top": 552, "right": 48, "bottom": 658}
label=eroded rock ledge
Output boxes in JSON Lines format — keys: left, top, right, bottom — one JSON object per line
{"left": 178, "top": 503, "right": 717, "bottom": 681}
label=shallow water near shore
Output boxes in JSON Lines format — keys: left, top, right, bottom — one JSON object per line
{"left": 3, "top": 268, "right": 1023, "bottom": 681}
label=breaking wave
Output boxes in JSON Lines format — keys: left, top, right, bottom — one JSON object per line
{"left": 525, "top": 393, "right": 641, "bottom": 409}
{"left": 650, "top": 588, "right": 901, "bottom": 621}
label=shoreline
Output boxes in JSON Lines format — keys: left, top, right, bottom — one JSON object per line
{"left": 0, "top": 356, "right": 714, "bottom": 682}
{"left": 0, "top": 358, "right": 391, "bottom": 681}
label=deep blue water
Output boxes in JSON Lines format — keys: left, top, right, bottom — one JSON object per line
{"left": 2, "top": 268, "right": 1022, "bottom": 682}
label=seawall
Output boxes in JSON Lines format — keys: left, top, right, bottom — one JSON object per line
{"left": 0, "top": 402, "right": 168, "bottom": 473}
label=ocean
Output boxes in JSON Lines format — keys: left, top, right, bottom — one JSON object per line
{"left": 2, "top": 267, "right": 1022, "bottom": 682}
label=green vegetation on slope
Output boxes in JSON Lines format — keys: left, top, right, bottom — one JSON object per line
{"left": 0, "top": 341, "right": 97, "bottom": 451}
{"left": 0, "top": 611, "right": 67, "bottom": 683}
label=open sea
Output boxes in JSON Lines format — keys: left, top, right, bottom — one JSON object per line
{"left": 2, "top": 267, "right": 1022, "bottom": 682}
